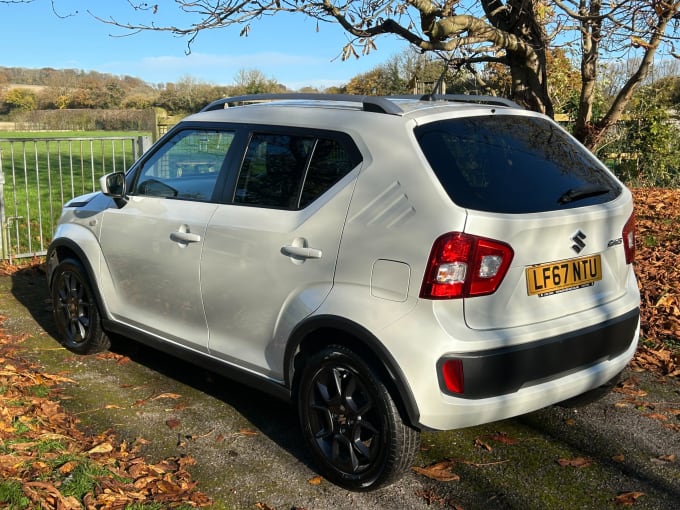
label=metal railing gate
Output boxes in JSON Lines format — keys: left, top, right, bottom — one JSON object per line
{"left": 0, "top": 135, "right": 151, "bottom": 261}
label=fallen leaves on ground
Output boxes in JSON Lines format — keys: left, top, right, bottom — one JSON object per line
{"left": 0, "top": 317, "right": 212, "bottom": 509}
{"left": 631, "top": 188, "right": 680, "bottom": 376}
{"left": 556, "top": 457, "right": 595, "bottom": 468}
{"left": 614, "top": 491, "right": 646, "bottom": 506}
{"left": 613, "top": 374, "right": 680, "bottom": 431}
{"left": 412, "top": 460, "right": 461, "bottom": 482}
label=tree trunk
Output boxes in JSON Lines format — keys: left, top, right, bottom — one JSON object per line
{"left": 573, "top": 0, "right": 601, "bottom": 144}
{"left": 507, "top": 47, "right": 553, "bottom": 117}
{"left": 483, "top": 0, "right": 553, "bottom": 116}
{"left": 581, "top": 3, "right": 678, "bottom": 150}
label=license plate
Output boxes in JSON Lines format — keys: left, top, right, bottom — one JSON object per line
{"left": 526, "top": 254, "right": 602, "bottom": 297}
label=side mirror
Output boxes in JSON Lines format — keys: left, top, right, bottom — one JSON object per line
{"left": 100, "top": 172, "right": 127, "bottom": 207}
{"left": 100, "top": 172, "right": 126, "bottom": 197}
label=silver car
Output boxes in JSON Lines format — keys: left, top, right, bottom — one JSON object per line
{"left": 47, "top": 94, "right": 640, "bottom": 490}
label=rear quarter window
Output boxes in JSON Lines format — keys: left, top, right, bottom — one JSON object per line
{"left": 415, "top": 115, "right": 621, "bottom": 214}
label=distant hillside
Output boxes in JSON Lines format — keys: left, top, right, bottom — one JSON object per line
{"left": 0, "top": 66, "right": 153, "bottom": 93}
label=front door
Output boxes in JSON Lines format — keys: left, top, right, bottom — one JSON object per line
{"left": 98, "top": 128, "right": 234, "bottom": 352}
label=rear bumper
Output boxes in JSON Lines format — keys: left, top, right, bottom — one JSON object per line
{"left": 415, "top": 310, "right": 639, "bottom": 430}
{"left": 438, "top": 307, "right": 639, "bottom": 399}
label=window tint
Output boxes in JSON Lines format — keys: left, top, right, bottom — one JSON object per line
{"left": 415, "top": 116, "right": 621, "bottom": 214}
{"left": 235, "top": 133, "right": 360, "bottom": 209}
{"left": 300, "top": 138, "right": 358, "bottom": 208}
{"left": 133, "top": 130, "right": 233, "bottom": 202}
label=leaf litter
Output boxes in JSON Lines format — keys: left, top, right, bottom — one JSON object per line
{"left": 0, "top": 316, "right": 212, "bottom": 509}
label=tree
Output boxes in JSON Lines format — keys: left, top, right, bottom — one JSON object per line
{"left": 86, "top": 0, "right": 679, "bottom": 150}
{"left": 344, "top": 63, "right": 409, "bottom": 95}
{"left": 605, "top": 84, "right": 680, "bottom": 187}
{"left": 561, "top": 0, "right": 680, "bottom": 148}
{"left": 3, "top": 87, "right": 36, "bottom": 112}
{"left": 231, "top": 69, "right": 286, "bottom": 95}
{"left": 344, "top": 49, "right": 476, "bottom": 95}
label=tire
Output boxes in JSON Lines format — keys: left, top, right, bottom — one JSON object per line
{"left": 297, "top": 345, "right": 420, "bottom": 490}
{"left": 51, "top": 258, "right": 110, "bottom": 354}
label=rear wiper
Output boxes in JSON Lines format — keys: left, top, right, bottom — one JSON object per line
{"left": 558, "top": 185, "right": 611, "bottom": 204}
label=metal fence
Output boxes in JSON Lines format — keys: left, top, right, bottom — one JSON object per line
{"left": 0, "top": 135, "right": 152, "bottom": 261}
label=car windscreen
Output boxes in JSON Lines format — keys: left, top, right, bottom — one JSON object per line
{"left": 415, "top": 115, "right": 621, "bottom": 214}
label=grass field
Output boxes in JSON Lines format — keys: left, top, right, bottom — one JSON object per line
{"left": 0, "top": 131, "right": 150, "bottom": 258}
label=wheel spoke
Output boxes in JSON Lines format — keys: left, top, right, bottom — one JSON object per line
{"left": 331, "top": 431, "right": 359, "bottom": 472}
{"left": 305, "top": 361, "right": 384, "bottom": 475}
{"left": 55, "top": 270, "right": 91, "bottom": 344}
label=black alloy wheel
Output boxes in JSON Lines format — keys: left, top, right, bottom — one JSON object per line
{"left": 298, "top": 345, "right": 419, "bottom": 490}
{"left": 51, "top": 258, "right": 110, "bottom": 354}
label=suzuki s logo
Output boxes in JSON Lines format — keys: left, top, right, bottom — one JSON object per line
{"left": 571, "top": 230, "right": 587, "bottom": 253}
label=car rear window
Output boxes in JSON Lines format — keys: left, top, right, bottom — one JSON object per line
{"left": 415, "top": 115, "right": 621, "bottom": 214}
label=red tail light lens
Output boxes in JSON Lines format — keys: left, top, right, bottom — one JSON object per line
{"left": 622, "top": 213, "right": 636, "bottom": 264}
{"left": 420, "top": 232, "right": 514, "bottom": 299}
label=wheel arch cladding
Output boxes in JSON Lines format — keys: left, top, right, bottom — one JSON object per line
{"left": 47, "top": 239, "right": 108, "bottom": 320}
{"left": 285, "top": 315, "right": 421, "bottom": 429}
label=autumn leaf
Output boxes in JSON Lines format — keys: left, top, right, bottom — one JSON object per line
{"left": 308, "top": 475, "right": 323, "bottom": 485}
{"left": 86, "top": 442, "right": 114, "bottom": 455}
{"left": 655, "top": 454, "right": 676, "bottom": 463}
{"left": 642, "top": 413, "right": 668, "bottom": 421}
{"left": 557, "top": 457, "right": 594, "bottom": 468}
{"left": 58, "top": 460, "right": 78, "bottom": 474}
{"left": 151, "top": 392, "right": 182, "bottom": 400}
{"left": 166, "top": 418, "right": 181, "bottom": 430}
{"left": 412, "top": 460, "right": 461, "bottom": 482}
{"left": 474, "top": 437, "right": 493, "bottom": 451}
{"left": 614, "top": 491, "right": 645, "bottom": 505}
{"left": 489, "top": 432, "right": 518, "bottom": 445}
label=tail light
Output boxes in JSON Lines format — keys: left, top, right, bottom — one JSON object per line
{"left": 622, "top": 213, "right": 636, "bottom": 264}
{"left": 420, "top": 232, "right": 514, "bottom": 299}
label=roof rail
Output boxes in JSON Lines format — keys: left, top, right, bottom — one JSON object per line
{"left": 200, "top": 93, "right": 404, "bottom": 115}
{"left": 391, "top": 94, "right": 521, "bottom": 108}
{"left": 199, "top": 93, "right": 521, "bottom": 115}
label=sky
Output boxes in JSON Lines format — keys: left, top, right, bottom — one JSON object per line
{"left": 0, "top": 0, "right": 410, "bottom": 90}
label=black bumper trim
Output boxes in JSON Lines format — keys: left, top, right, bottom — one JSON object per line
{"left": 438, "top": 308, "right": 639, "bottom": 399}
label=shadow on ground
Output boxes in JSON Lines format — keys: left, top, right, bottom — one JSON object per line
{"left": 10, "top": 265, "right": 316, "bottom": 474}
{"left": 8, "top": 265, "right": 680, "bottom": 509}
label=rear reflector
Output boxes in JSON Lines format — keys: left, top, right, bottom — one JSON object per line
{"left": 440, "top": 359, "right": 464, "bottom": 394}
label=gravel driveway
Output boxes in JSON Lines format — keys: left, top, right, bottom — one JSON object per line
{"left": 2, "top": 268, "right": 679, "bottom": 509}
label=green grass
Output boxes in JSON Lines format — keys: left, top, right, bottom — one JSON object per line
{"left": 0, "top": 131, "right": 150, "bottom": 257}
{"left": 0, "top": 479, "right": 31, "bottom": 509}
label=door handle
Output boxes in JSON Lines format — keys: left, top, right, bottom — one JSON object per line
{"left": 170, "top": 231, "right": 201, "bottom": 244}
{"left": 281, "top": 245, "right": 323, "bottom": 259}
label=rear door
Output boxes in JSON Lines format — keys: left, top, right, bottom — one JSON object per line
{"left": 201, "top": 130, "right": 362, "bottom": 376}
{"left": 415, "top": 113, "right": 635, "bottom": 330}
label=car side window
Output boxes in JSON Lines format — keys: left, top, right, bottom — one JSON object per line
{"left": 133, "top": 129, "right": 234, "bottom": 202}
{"left": 235, "top": 133, "right": 359, "bottom": 209}
{"left": 299, "top": 138, "right": 358, "bottom": 208}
